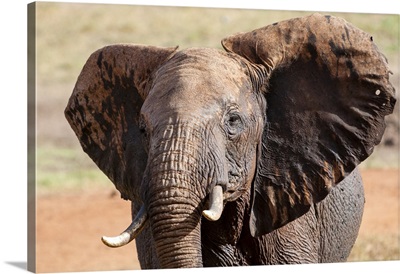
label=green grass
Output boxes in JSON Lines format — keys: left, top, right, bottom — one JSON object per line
{"left": 349, "top": 234, "right": 400, "bottom": 261}
{"left": 35, "top": 3, "right": 399, "bottom": 88}
{"left": 36, "top": 146, "right": 112, "bottom": 194}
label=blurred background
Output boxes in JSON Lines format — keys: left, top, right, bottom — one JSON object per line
{"left": 33, "top": 2, "right": 399, "bottom": 272}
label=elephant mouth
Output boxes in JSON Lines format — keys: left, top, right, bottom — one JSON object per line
{"left": 101, "top": 184, "right": 225, "bottom": 248}
{"left": 223, "top": 171, "right": 246, "bottom": 201}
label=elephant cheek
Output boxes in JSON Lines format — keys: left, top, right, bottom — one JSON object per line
{"left": 247, "top": 148, "right": 259, "bottom": 187}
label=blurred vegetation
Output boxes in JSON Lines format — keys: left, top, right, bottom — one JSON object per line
{"left": 35, "top": 2, "right": 399, "bottom": 192}
{"left": 36, "top": 146, "right": 111, "bottom": 195}
{"left": 36, "top": 3, "right": 399, "bottom": 87}
{"left": 33, "top": 2, "right": 399, "bottom": 264}
{"left": 349, "top": 234, "right": 400, "bottom": 261}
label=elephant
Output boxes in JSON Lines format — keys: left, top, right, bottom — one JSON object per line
{"left": 65, "top": 14, "right": 396, "bottom": 268}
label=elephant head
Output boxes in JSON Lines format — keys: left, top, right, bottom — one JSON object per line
{"left": 65, "top": 14, "right": 395, "bottom": 268}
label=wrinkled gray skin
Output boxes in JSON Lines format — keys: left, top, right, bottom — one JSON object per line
{"left": 65, "top": 14, "right": 396, "bottom": 268}
{"left": 133, "top": 48, "right": 365, "bottom": 267}
{"left": 136, "top": 169, "right": 364, "bottom": 267}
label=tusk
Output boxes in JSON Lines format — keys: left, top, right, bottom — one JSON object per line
{"left": 202, "top": 185, "right": 224, "bottom": 221}
{"left": 101, "top": 205, "right": 148, "bottom": 248}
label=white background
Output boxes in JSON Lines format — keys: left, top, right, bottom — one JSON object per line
{"left": 0, "top": 1, "right": 398, "bottom": 273}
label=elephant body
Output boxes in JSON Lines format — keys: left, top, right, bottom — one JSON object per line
{"left": 135, "top": 168, "right": 364, "bottom": 267}
{"left": 65, "top": 14, "right": 395, "bottom": 268}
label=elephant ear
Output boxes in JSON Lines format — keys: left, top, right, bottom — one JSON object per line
{"left": 222, "top": 13, "right": 396, "bottom": 237}
{"left": 65, "top": 44, "right": 177, "bottom": 201}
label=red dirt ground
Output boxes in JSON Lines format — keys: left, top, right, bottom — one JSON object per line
{"left": 36, "top": 169, "right": 399, "bottom": 273}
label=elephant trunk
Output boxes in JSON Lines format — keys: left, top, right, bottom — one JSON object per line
{"left": 147, "top": 193, "right": 203, "bottom": 268}
{"left": 143, "top": 124, "right": 208, "bottom": 268}
{"left": 146, "top": 169, "right": 204, "bottom": 268}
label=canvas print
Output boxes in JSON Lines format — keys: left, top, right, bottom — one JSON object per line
{"left": 28, "top": 2, "right": 399, "bottom": 272}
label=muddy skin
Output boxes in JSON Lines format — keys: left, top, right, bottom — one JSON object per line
{"left": 65, "top": 14, "right": 395, "bottom": 268}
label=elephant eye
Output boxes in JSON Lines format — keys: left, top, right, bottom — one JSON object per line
{"left": 138, "top": 116, "right": 150, "bottom": 150}
{"left": 139, "top": 117, "right": 147, "bottom": 135}
{"left": 225, "top": 113, "right": 244, "bottom": 137}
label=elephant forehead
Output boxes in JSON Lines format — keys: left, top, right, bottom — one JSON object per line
{"left": 144, "top": 48, "right": 252, "bottom": 116}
